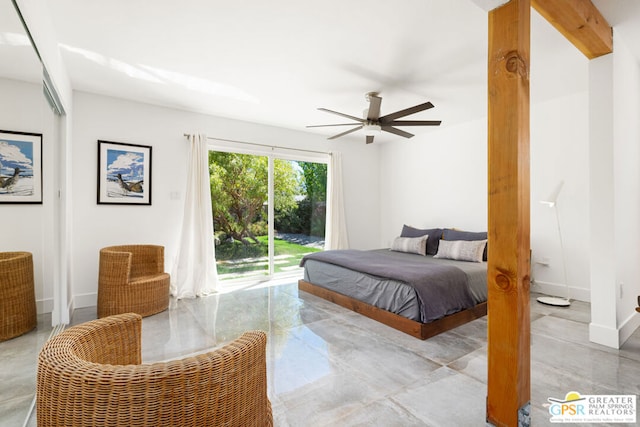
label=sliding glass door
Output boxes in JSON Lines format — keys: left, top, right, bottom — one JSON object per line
{"left": 273, "top": 159, "right": 326, "bottom": 275}
{"left": 210, "top": 151, "right": 269, "bottom": 280}
{"left": 210, "top": 149, "right": 327, "bottom": 283}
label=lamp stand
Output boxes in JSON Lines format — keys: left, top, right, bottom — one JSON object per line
{"left": 537, "top": 189, "right": 571, "bottom": 307}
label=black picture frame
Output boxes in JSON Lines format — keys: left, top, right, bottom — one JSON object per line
{"left": 97, "top": 140, "right": 152, "bottom": 205}
{"left": 0, "top": 129, "right": 43, "bottom": 204}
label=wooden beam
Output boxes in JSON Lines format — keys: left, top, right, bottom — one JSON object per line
{"left": 532, "top": 0, "right": 612, "bottom": 59}
{"left": 487, "top": 0, "right": 531, "bottom": 425}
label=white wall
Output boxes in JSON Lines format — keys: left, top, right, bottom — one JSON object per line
{"left": 70, "top": 91, "right": 381, "bottom": 307}
{"left": 379, "top": 118, "right": 488, "bottom": 246}
{"left": 588, "top": 32, "right": 640, "bottom": 349}
{"left": 530, "top": 92, "right": 590, "bottom": 302}
{"left": 612, "top": 34, "right": 640, "bottom": 341}
{"left": 0, "top": 78, "right": 56, "bottom": 313}
{"left": 588, "top": 54, "right": 617, "bottom": 347}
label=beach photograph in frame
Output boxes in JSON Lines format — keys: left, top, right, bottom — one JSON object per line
{"left": 0, "top": 130, "right": 43, "bottom": 204}
{"left": 97, "top": 140, "right": 152, "bottom": 205}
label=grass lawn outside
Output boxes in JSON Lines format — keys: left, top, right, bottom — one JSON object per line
{"left": 216, "top": 235, "right": 322, "bottom": 279}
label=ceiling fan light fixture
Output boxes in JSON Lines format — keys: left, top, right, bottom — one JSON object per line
{"left": 309, "top": 93, "right": 440, "bottom": 143}
{"left": 363, "top": 124, "right": 381, "bottom": 136}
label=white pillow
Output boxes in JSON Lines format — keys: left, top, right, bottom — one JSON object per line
{"left": 390, "top": 235, "right": 429, "bottom": 256}
{"left": 434, "top": 239, "right": 487, "bottom": 262}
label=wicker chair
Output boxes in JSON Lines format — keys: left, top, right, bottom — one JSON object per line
{"left": 37, "top": 313, "right": 273, "bottom": 427}
{"left": 0, "top": 251, "right": 37, "bottom": 341}
{"left": 98, "top": 244, "right": 170, "bottom": 318}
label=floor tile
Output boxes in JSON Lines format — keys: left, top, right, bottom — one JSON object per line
{"left": 392, "top": 367, "right": 487, "bottom": 427}
{"left": 333, "top": 398, "right": 429, "bottom": 426}
{"left": 3, "top": 284, "right": 640, "bottom": 427}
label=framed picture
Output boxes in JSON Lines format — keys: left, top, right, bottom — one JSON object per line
{"left": 0, "top": 130, "right": 43, "bottom": 204}
{"left": 97, "top": 140, "right": 152, "bottom": 205}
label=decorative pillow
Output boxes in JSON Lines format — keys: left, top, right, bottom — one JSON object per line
{"left": 443, "top": 229, "right": 488, "bottom": 261}
{"left": 400, "top": 225, "right": 443, "bottom": 255}
{"left": 434, "top": 239, "right": 487, "bottom": 263}
{"left": 390, "top": 235, "right": 429, "bottom": 256}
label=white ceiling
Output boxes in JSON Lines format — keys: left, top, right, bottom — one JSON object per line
{"left": 0, "top": 2, "right": 42, "bottom": 83}
{"left": 3, "top": 1, "right": 640, "bottom": 144}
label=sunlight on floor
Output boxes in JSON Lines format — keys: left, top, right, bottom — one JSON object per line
{"left": 216, "top": 273, "right": 304, "bottom": 294}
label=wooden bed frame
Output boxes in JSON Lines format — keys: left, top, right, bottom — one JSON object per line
{"left": 298, "top": 279, "right": 488, "bottom": 340}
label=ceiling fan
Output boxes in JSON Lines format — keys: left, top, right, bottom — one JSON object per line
{"left": 307, "top": 92, "right": 441, "bottom": 144}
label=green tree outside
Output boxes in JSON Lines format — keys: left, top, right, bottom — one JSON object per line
{"left": 301, "top": 162, "right": 327, "bottom": 204}
{"left": 300, "top": 162, "right": 327, "bottom": 237}
{"left": 209, "top": 152, "right": 298, "bottom": 242}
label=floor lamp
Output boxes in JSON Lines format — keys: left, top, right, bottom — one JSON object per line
{"left": 537, "top": 181, "right": 571, "bottom": 307}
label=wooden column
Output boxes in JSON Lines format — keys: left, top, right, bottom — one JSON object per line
{"left": 486, "top": 0, "right": 531, "bottom": 426}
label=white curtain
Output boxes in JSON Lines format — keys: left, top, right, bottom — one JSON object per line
{"left": 171, "top": 133, "right": 218, "bottom": 298}
{"left": 325, "top": 151, "right": 349, "bottom": 249}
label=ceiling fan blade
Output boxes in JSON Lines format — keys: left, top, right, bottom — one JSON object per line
{"left": 328, "top": 125, "right": 363, "bottom": 140}
{"left": 318, "top": 108, "right": 365, "bottom": 123}
{"left": 366, "top": 135, "right": 375, "bottom": 144}
{"left": 379, "top": 102, "right": 434, "bottom": 123}
{"left": 306, "top": 123, "right": 363, "bottom": 128}
{"left": 386, "top": 120, "right": 442, "bottom": 126}
{"left": 382, "top": 126, "right": 414, "bottom": 138}
{"left": 367, "top": 95, "right": 382, "bottom": 121}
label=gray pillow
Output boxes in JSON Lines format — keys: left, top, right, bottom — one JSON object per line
{"left": 443, "top": 229, "right": 488, "bottom": 261}
{"left": 434, "top": 239, "right": 487, "bottom": 263}
{"left": 401, "top": 225, "right": 443, "bottom": 255}
{"left": 390, "top": 235, "right": 429, "bottom": 256}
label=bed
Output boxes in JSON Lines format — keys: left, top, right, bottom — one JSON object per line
{"left": 298, "top": 226, "right": 489, "bottom": 340}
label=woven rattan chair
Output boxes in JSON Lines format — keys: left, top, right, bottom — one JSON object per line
{"left": 98, "top": 244, "right": 170, "bottom": 318}
{"left": 37, "top": 313, "right": 273, "bottom": 427}
{"left": 1, "top": 251, "right": 37, "bottom": 341}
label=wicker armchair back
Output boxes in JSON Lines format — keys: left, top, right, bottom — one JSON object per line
{"left": 98, "top": 245, "right": 170, "bottom": 318}
{"left": 0, "top": 251, "right": 37, "bottom": 341}
{"left": 37, "top": 313, "right": 273, "bottom": 426}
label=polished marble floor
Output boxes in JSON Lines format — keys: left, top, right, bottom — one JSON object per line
{"left": 2, "top": 280, "right": 639, "bottom": 426}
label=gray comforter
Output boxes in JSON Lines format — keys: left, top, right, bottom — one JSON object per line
{"left": 300, "top": 249, "right": 477, "bottom": 322}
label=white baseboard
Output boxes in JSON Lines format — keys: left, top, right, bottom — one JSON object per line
{"left": 588, "top": 315, "right": 640, "bottom": 349}
{"left": 73, "top": 292, "right": 97, "bottom": 309}
{"left": 36, "top": 298, "right": 54, "bottom": 314}
{"left": 619, "top": 311, "right": 640, "bottom": 346}
{"left": 531, "top": 280, "right": 590, "bottom": 302}
{"left": 589, "top": 322, "right": 620, "bottom": 348}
